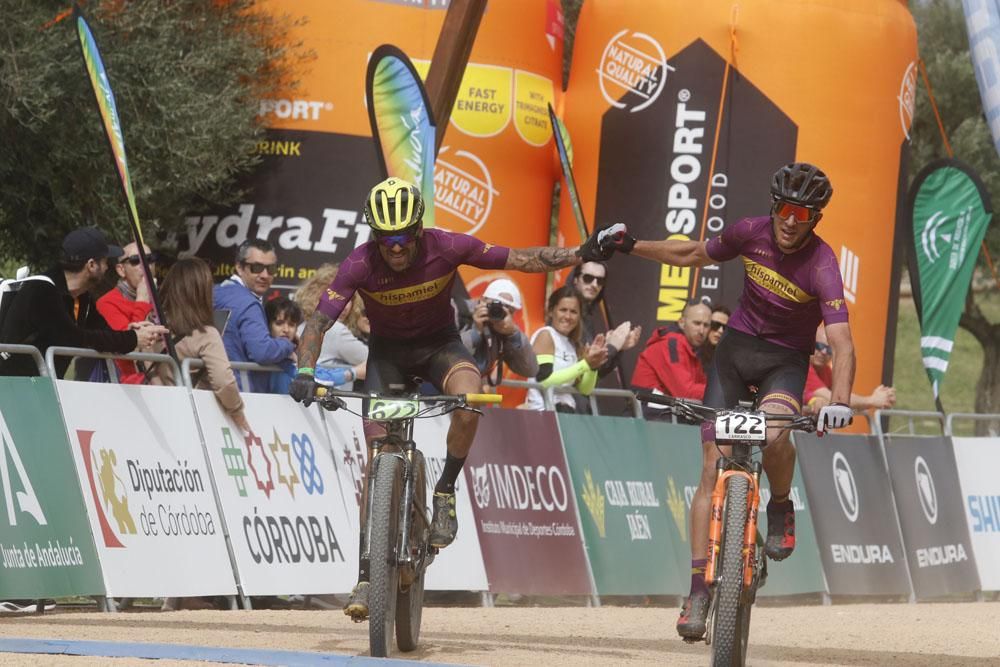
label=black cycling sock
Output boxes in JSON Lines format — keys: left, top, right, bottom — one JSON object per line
{"left": 434, "top": 453, "right": 466, "bottom": 495}
{"left": 690, "top": 558, "right": 709, "bottom": 598}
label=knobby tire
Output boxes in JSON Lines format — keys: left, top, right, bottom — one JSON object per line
{"left": 711, "top": 474, "right": 750, "bottom": 667}
{"left": 368, "top": 454, "right": 402, "bottom": 657}
{"left": 395, "top": 451, "right": 427, "bottom": 652}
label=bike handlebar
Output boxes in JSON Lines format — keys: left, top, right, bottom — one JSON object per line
{"left": 634, "top": 391, "right": 817, "bottom": 432}
{"left": 314, "top": 386, "right": 503, "bottom": 408}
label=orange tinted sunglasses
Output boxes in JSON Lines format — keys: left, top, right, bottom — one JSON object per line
{"left": 773, "top": 201, "right": 819, "bottom": 224}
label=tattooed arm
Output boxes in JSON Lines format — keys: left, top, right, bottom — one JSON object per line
{"left": 296, "top": 310, "right": 336, "bottom": 370}
{"left": 505, "top": 246, "right": 582, "bottom": 273}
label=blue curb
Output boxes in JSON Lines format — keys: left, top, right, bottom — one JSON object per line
{"left": 0, "top": 638, "right": 441, "bottom": 666}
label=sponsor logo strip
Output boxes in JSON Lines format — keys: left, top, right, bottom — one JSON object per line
{"left": 741, "top": 258, "right": 815, "bottom": 303}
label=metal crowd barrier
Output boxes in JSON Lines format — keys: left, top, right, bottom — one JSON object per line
{"left": 874, "top": 408, "right": 946, "bottom": 437}
{"left": 0, "top": 344, "right": 48, "bottom": 376}
{"left": 945, "top": 412, "right": 1000, "bottom": 437}
{"left": 45, "top": 346, "right": 180, "bottom": 382}
{"left": 499, "top": 378, "right": 643, "bottom": 418}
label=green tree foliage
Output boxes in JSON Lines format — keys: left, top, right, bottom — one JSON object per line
{"left": 0, "top": 0, "right": 309, "bottom": 268}
{"left": 910, "top": 0, "right": 1000, "bottom": 422}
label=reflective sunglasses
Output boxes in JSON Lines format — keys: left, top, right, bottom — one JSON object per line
{"left": 122, "top": 253, "right": 159, "bottom": 266}
{"left": 773, "top": 200, "right": 820, "bottom": 224}
{"left": 374, "top": 229, "right": 419, "bottom": 248}
{"left": 580, "top": 273, "right": 605, "bottom": 286}
{"left": 815, "top": 341, "right": 832, "bottom": 355}
{"left": 241, "top": 261, "right": 278, "bottom": 275}
{"left": 710, "top": 320, "right": 727, "bottom": 332}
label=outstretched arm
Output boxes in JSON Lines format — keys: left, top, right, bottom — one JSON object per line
{"left": 825, "top": 321, "right": 856, "bottom": 405}
{"left": 631, "top": 239, "right": 714, "bottom": 267}
{"left": 296, "top": 310, "right": 335, "bottom": 370}
{"left": 506, "top": 246, "right": 581, "bottom": 272}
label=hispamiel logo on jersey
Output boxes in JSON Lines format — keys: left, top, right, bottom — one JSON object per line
{"left": 598, "top": 29, "right": 672, "bottom": 113}
{"left": 433, "top": 146, "right": 499, "bottom": 236}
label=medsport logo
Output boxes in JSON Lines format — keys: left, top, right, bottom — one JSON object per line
{"left": 914, "top": 455, "right": 938, "bottom": 525}
{"left": 598, "top": 29, "right": 672, "bottom": 113}
{"left": 832, "top": 451, "right": 860, "bottom": 523}
{"left": 434, "top": 146, "right": 498, "bottom": 236}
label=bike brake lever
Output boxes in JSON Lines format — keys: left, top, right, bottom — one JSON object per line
{"left": 320, "top": 396, "right": 347, "bottom": 412}
{"left": 458, "top": 405, "right": 485, "bottom": 416}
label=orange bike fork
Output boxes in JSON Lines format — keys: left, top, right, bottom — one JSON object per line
{"left": 704, "top": 469, "right": 760, "bottom": 587}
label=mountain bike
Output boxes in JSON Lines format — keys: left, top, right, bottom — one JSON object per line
{"left": 640, "top": 392, "right": 816, "bottom": 667}
{"left": 316, "top": 386, "right": 501, "bottom": 657}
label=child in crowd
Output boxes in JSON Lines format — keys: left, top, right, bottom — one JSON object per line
{"left": 264, "top": 296, "right": 302, "bottom": 395}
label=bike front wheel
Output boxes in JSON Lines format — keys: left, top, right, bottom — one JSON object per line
{"left": 711, "top": 474, "right": 750, "bottom": 667}
{"left": 395, "top": 450, "right": 427, "bottom": 652}
{"left": 368, "top": 453, "right": 403, "bottom": 657}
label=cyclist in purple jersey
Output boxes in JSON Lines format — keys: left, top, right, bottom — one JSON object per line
{"left": 289, "top": 177, "right": 611, "bottom": 620}
{"left": 599, "top": 163, "right": 857, "bottom": 640}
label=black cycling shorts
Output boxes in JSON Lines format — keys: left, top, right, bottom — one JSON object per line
{"left": 364, "top": 324, "right": 479, "bottom": 396}
{"left": 703, "top": 328, "right": 810, "bottom": 414}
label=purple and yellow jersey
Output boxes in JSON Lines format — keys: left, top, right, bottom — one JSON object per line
{"left": 317, "top": 228, "right": 510, "bottom": 339}
{"left": 706, "top": 216, "right": 848, "bottom": 354}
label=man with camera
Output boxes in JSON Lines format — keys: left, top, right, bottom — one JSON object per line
{"left": 460, "top": 278, "right": 537, "bottom": 390}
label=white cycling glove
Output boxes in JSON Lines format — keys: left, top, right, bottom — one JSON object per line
{"left": 817, "top": 402, "right": 853, "bottom": 435}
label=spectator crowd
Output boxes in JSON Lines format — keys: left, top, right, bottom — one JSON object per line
{"left": 0, "top": 226, "right": 895, "bottom": 420}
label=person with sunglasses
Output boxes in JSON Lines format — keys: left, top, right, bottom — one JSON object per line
{"left": 96, "top": 242, "right": 157, "bottom": 383}
{"left": 804, "top": 325, "right": 895, "bottom": 416}
{"left": 213, "top": 238, "right": 295, "bottom": 393}
{"left": 596, "top": 161, "right": 857, "bottom": 640}
{"left": 288, "top": 176, "right": 607, "bottom": 620}
{"left": 568, "top": 262, "right": 642, "bottom": 386}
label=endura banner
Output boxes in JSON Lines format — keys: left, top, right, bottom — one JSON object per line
{"left": 795, "top": 434, "right": 910, "bottom": 597}
{"left": 57, "top": 382, "right": 236, "bottom": 598}
{"left": 883, "top": 435, "right": 980, "bottom": 598}
{"left": 0, "top": 378, "right": 104, "bottom": 599}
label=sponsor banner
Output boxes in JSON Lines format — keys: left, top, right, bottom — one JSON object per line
{"left": 192, "top": 392, "right": 356, "bottom": 595}
{"left": 643, "top": 421, "right": 825, "bottom": 596}
{"left": 952, "top": 437, "right": 1000, "bottom": 591}
{"left": 464, "top": 409, "right": 592, "bottom": 595}
{"left": 321, "top": 404, "right": 488, "bottom": 591}
{"left": 56, "top": 382, "right": 236, "bottom": 598}
{"left": 907, "top": 159, "right": 993, "bottom": 398}
{"left": 883, "top": 435, "right": 980, "bottom": 598}
{"left": 562, "top": 1, "right": 917, "bottom": 405}
{"left": 795, "top": 433, "right": 911, "bottom": 596}
{"left": 188, "top": 0, "right": 563, "bottom": 336}
{"left": 0, "top": 378, "right": 104, "bottom": 599}
{"left": 558, "top": 414, "right": 686, "bottom": 595}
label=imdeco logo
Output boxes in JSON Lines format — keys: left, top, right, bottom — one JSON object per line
{"left": 597, "top": 29, "right": 672, "bottom": 113}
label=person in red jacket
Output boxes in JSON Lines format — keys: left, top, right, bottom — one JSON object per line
{"left": 96, "top": 241, "right": 156, "bottom": 383}
{"left": 631, "top": 301, "right": 711, "bottom": 411}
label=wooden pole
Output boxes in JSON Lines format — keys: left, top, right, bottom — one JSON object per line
{"left": 424, "top": 0, "right": 487, "bottom": 157}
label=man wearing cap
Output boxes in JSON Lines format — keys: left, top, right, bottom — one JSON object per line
{"left": 460, "top": 278, "right": 538, "bottom": 389}
{"left": 0, "top": 227, "right": 167, "bottom": 378}
{"left": 97, "top": 241, "right": 156, "bottom": 383}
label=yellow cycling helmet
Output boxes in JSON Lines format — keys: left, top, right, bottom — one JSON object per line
{"left": 364, "top": 177, "right": 425, "bottom": 233}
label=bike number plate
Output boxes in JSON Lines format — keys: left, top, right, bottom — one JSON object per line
{"left": 366, "top": 398, "right": 418, "bottom": 421}
{"left": 714, "top": 413, "right": 766, "bottom": 441}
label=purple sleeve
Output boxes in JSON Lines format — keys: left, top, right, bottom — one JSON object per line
{"left": 447, "top": 232, "right": 511, "bottom": 269}
{"left": 316, "top": 250, "right": 365, "bottom": 321}
{"left": 814, "top": 245, "right": 849, "bottom": 325}
{"left": 705, "top": 217, "right": 756, "bottom": 262}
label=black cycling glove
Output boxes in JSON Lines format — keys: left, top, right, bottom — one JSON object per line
{"left": 577, "top": 226, "right": 615, "bottom": 262}
{"left": 598, "top": 223, "right": 636, "bottom": 254}
{"left": 289, "top": 369, "right": 318, "bottom": 406}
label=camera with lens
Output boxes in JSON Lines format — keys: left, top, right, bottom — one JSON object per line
{"left": 487, "top": 301, "right": 507, "bottom": 320}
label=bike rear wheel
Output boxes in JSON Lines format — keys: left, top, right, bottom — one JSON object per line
{"left": 395, "top": 450, "right": 427, "bottom": 652}
{"left": 711, "top": 474, "right": 750, "bottom": 667}
{"left": 368, "top": 453, "right": 403, "bottom": 657}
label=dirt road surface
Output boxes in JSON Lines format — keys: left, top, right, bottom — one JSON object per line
{"left": 0, "top": 602, "right": 997, "bottom": 665}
